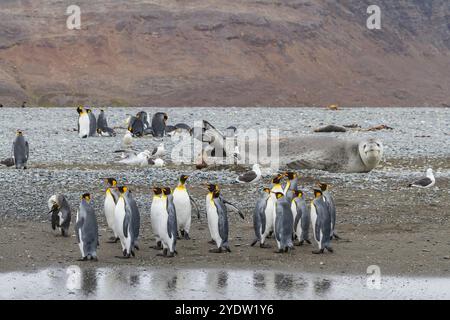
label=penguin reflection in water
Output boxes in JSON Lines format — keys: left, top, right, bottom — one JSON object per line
{"left": 75, "top": 193, "right": 99, "bottom": 261}
{"left": 48, "top": 194, "right": 71, "bottom": 237}
{"left": 310, "top": 189, "right": 333, "bottom": 254}
{"left": 115, "top": 186, "right": 141, "bottom": 258}
{"left": 205, "top": 184, "right": 244, "bottom": 253}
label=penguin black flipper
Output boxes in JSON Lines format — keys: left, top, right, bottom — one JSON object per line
{"left": 216, "top": 199, "right": 229, "bottom": 250}
{"left": 293, "top": 204, "right": 301, "bottom": 234}
{"left": 221, "top": 197, "right": 244, "bottom": 219}
{"left": 50, "top": 207, "right": 59, "bottom": 230}
{"left": 123, "top": 211, "right": 130, "bottom": 239}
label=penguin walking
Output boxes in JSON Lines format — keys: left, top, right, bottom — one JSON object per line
{"left": 318, "top": 183, "right": 339, "bottom": 240}
{"left": 274, "top": 192, "right": 294, "bottom": 253}
{"left": 250, "top": 188, "right": 272, "bottom": 248}
{"left": 12, "top": 130, "right": 29, "bottom": 169}
{"left": 310, "top": 189, "right": 333, "bottom": 254}
{"left": 48, "top": 194, "right": 71, "bottom": 237}
{"left": 75, "top": 193, "right": 99, "bottom": 261}
{"left": 103, "top": 178, "right": 120, "bottom": 243}
{"left": 291, "top": 190, "right": 311, "bottom": 245}
{"left": 114, "top": 186, "right": 140, "bottom": 258}
{"left": 150, "top": 187, "right": 164, "bottom": 250}
{"left": 97, "top": 110, "right": 116, "bottom": 137}
{"left": 77, "top": 106, "right": 91, "bottom": 138}
{"left": 206, "top": 186, "right": 231, "bottom": 253}
{"left": 173, "top": 175, "right": 200, "bottom": 240}
{"left": 157, "top": 188, "right": 178, "bottom": 257}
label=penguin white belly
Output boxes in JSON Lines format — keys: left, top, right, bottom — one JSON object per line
{"left": 151, "top": 199, "right": 164, "bottom": 241}
{"left": 104, "top": 193, "right": 117, "bottom": 237}
{"left": 114, "top": 198, "right": 127, "bottom": 251}
{"left": 158, "top": 211, "right": 173, "bottom": 251}
{"left": 291, "top": 202, "right": 297, "bottom": 235}
{"left": 78, "top": 229, "right": 85, "bottom": 257}
{"left": 310, "top": 204, "right": 318, "bottom": 245}
{"left": 207, "top": 203, "right": 221, "bottom": 247}
{"left": 173, "top": 189, "right": 191, "bottom": 231}
{"left": 79, "top": 114, "right": 90, "bottom": 138}
{"left": 263, "top": 197, "right": 274, "bottom": 239}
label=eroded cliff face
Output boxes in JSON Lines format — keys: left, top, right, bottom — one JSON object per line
{"left": 0, "top": 0, "right": 449, "bottom": 107}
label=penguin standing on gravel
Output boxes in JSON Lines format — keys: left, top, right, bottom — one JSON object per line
{"left": 85, "top": 108, "right": 97, "bottom": 136}
{"left": 77, "top": 106, "right": 91, "bottom": 138}
{"left": 274, "top": 192, "right": 294, "bottom": 253}
{"left": 310, "top": 188, "right": 333, "bottom": 254}
{"left": 173, "top": 175, "right": 200, "bottom": 240}
{"left": 128, "top": 116, "right": 144, "bottom": 137}
{"left": 48, "top": 194, "right": 71, "bottom": 237}
{"left": 318, "top": 182, "right": 339, "bottom": 240}
{"left": 75, "top": 193, "right": 99, "bottom": 261}
{"left": 114, "top": 186, "right": 141, "bottom": 258}
{"left": 151, "top": 112, "right": 168, "bottom": 137}
{"left": 206, "top": 185, "right": 231, "bottom": 253}
{"left": 251, "top": 188, "right": 272, "bottom": 248}
{"left": 150, "top": 187, "right": 164, "bottom": 249}
{"left": 103, "top": 178, "right": 120, "bottom": 243}
{"left": 291, "top": 190, "right": 311, "bottom": 245}
{"left": 157, "top": 187, "right": 178, "bottom": 257}
{"left": 12, "top": 130, "right": 29, "bottom": 169}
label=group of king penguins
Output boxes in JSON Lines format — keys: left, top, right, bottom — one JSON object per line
{"left": 47, "top": 171, "right": 339, "bottom": 261}
{"left": 252, "top": 172, "right": 339, "bottom": 254}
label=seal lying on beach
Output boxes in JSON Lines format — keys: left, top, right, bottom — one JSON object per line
{"left": 282, "top": 136, "right": 383, "bottom": 173}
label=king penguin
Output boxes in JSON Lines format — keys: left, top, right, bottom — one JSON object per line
{"left": 268, "top": 173, "right": 284, "bottom": 237}
{"left": 284, "top": 172, "right": 298, "bottom": 202}
{"left": 97, "top": 110, "right": 116, "bottom": 137}
{"left": 12, "top": 130, "right": 29, "bottom": 169}
{"left": 274, "top": 192, "right": 294, "bottom": 253}
{"left": 86, "top": 108, "right": 97, "bottom": 136}
{"left": 114, "top": 186, "right": 141, "bottom": 258}
{"left": 150, "top": 187, "right": 164, "bottom": 250}
{"left": 104, "top": 178, "right": 120, "bottom": 243}
{"left": 157, "top": 187, "right": 178, "bottom": 257}
{"left": 310, "top": 189, "right": 333, "bottom": 254}
{"left": 206, "top": 185, "right": 231, "bottom": 253}
{"left": 48, "top": 194, "right": 71, "bottom": 237}
{"left": 77, "top": 106, "right": 90, "bottom": 138}
{"left": 318, "top": 182, "right": 339, "bottom": 240}
{"left": 173, "top": 175, "right": 200, "bottom": 240}
{"left": 151, "top": 112, "right": 168, "bottom": 137}
{"left": 291, "top": 190, "right": 311, "bottom": 245}
{"left": 251, "top": 188, "right": 272, "bottom": 248}
{"left": 75, "top": 193, "right": 99, "bottom": 261}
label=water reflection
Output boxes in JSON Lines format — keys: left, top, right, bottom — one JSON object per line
{"left": 1, "top": 267, "right": 449, "bottom": 300}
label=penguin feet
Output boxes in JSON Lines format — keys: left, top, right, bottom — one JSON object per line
{"left": 250, "top": 239, "right": 258, "bottom": 247}
{"left": 209, "top": 248, "right": 223, "bottom": 253}
{"left": 166, "top": 251, "right": 176, "bottom": 258}
{"left": 157, "top": 249, "right": 168, "bottom": 257}
{"left": 131, "top": 250, "right": 135, "bottom": 257}
{"left": 260, "top": 243, "right": 272, "bottom": 249}
{"left": 134, "top": 244, "right": 140, "bottom": 251}
{"left": 274, "top": 249, "right": 284, "bottom": 254}
{"left": 151, "top": 241, "right": 163, "bottom": 250}
{"left": 208, "top": 239, "right": 216, "bottom": 245}
{"left": 77, "top": 257, "right": 88, "bottom": 261}
{"left": 305, "top": 239, "right": 312, "bottom": 245}
{"left": 180, "top": 230, "right": 185, "bottom": 237}
{"left": 332, "top": 234, "right": 341, "bottom": 240}
{"left": 312, "top": 249, "right": 325, "bottom": 254}
{"left": 295, "top": 240, "right": 304, "bottom": 246}
{"left": 123, "top": 249, "right": 127, "bottom": 256}
{"left": 107, "top": 237, "right": 120, "bottom": 243}
{"left": 325, "top": 246, "right": 334, "bottom": 253}
{"left": 183, "top": 232, "right": 191, "bottom": 240}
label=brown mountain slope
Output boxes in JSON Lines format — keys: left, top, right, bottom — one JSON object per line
{"left": 0, "top": 0, "right": 449, "bottom": 107}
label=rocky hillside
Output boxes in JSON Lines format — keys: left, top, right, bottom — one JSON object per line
{"left": 0, "top": 0, "right": 449, "bottom": 107}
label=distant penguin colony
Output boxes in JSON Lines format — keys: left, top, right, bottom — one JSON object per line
{"left": 3, "top": 106, "right": 435, "bottom": 262}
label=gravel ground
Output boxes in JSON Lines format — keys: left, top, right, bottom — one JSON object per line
{"left": 0, "top": 107, "right": 449, "bottom": 276}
